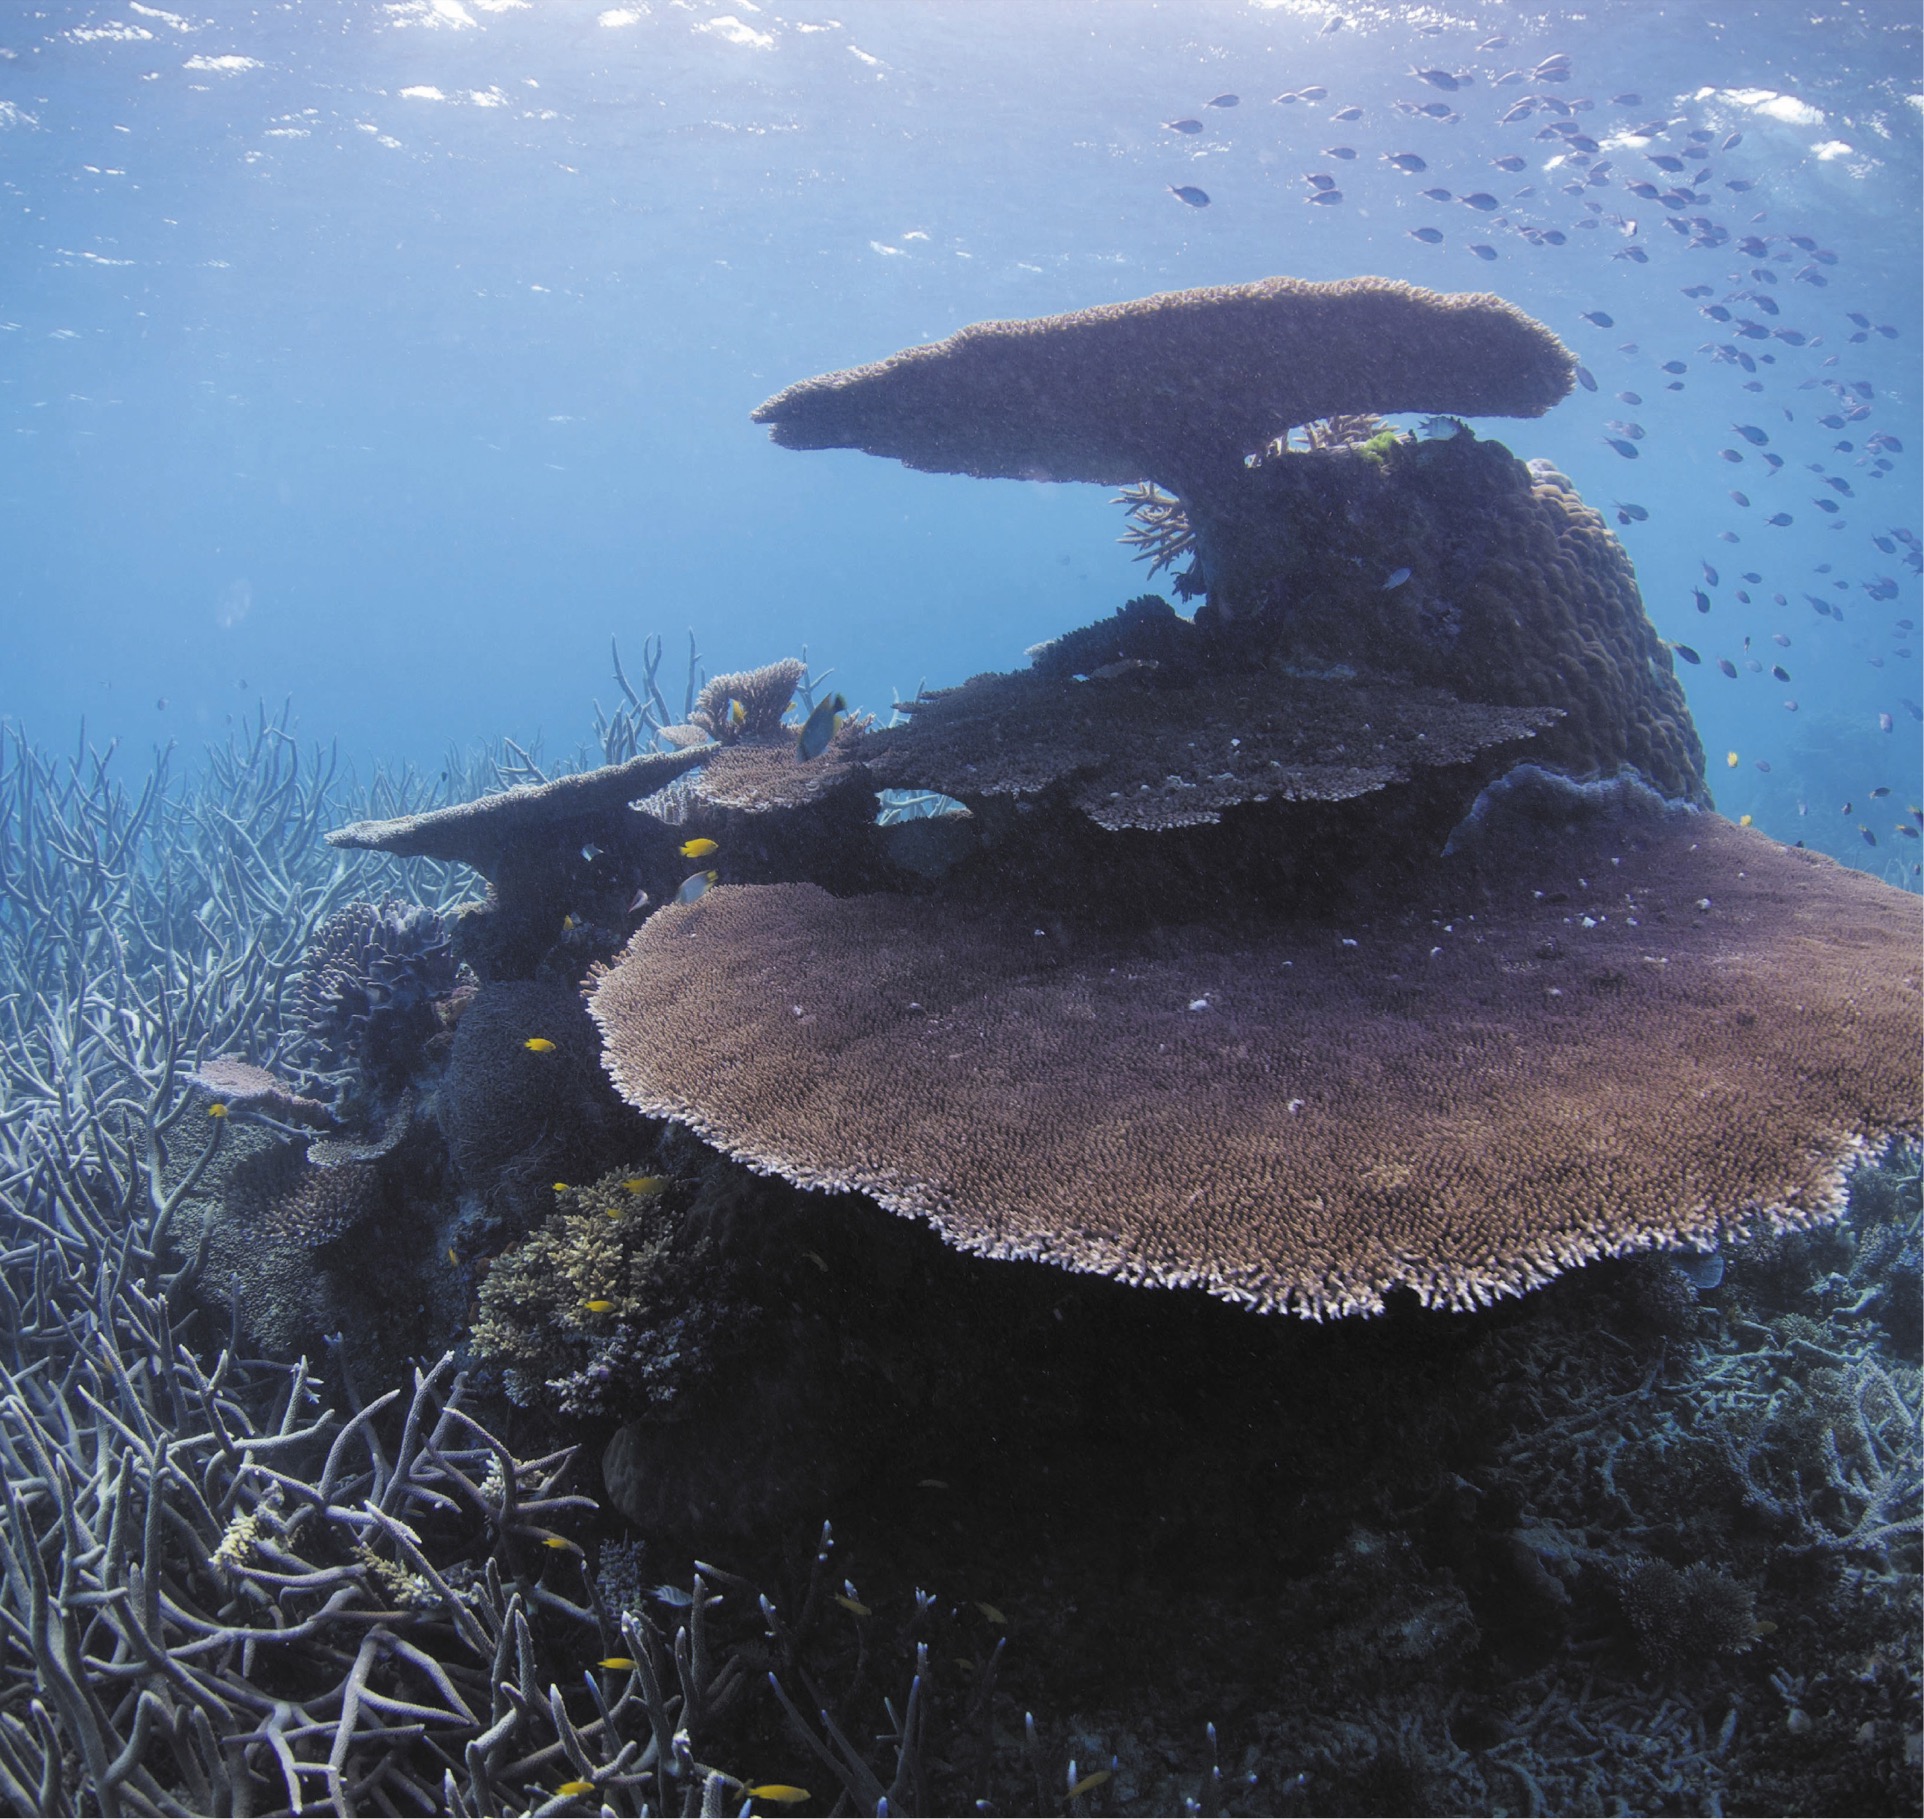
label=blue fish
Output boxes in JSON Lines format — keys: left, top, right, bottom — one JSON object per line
{"left": 1167, "top": 185, "right": 1210, "bottom": 208}
{"left": 1605, "top": 438, "right": 1638, "bottom": 459}
{"left": 796, "top": 692, "right": 847, "bottom": 760}
{"left": 1382, "top": 567, "right": 1412, "bottom": 590}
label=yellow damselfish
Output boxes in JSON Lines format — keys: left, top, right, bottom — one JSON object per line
{"left": 680, "top": 837, "right": 719, "bottom": 859}
{"left": 541, "top": 1535, "right": 580, "bottom": 1552}
{"left": 1069, "top": 1768, "right": 1112, "bottom": 1798}
{"left": 207, "top": 1102, "right": 229, "bottom": 1119}
{"left": 597, "top": 1656, "right": 638, "bottom": 1671}
{"left": 974, "top": 1601, "right": 1007, "bottom": 1626}
{"left": 623, "top": 1176, "right": 667, "bottom": 1196}
{"left": 557, "top": 1781, "right": 595, "bottom": 1797}
{"left": 581, "top": 1299, "right": 616, "bottom": 1314}
{"left": 744, "top": 1788, "right": 811, "bottom": 1806}
{"left": 834, "top": 1594, "right": 870, "bottom": 1617}
{"left": 524, "top": 1037, "right": 557, "bottom": 1053}
{"left": 1726, "top": 751, "right": 1739, "bottom": 769}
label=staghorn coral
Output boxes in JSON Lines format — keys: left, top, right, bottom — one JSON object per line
{"left": 587, "top": 785, "right": 1921, "bottom": 1319}
{"left": 751, "top": 274, "right": 1573, "bottom": 491}
{"left": 1114, "top": 482, "right": 1197, "bottom": 579}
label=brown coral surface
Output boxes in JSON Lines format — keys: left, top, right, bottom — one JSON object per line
{"left": 751, "top": 275, "right": 1573, "bottom": 488}
{"left": 859, "top": 664, "right": 1560, "bottom": 830}
{"left": 325, "top": 747, "right": 709, "bottom": 871}
{"left": 589, "top": 817, "right": 1921, "bottom": 1318}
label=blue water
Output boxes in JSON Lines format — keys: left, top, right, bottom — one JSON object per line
{"left": 2, "top": 0, "right": 1917, "bottom": 881}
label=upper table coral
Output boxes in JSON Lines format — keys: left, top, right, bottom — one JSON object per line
{"left": 752, "top": 274, "right": 1573, "bottom": 491}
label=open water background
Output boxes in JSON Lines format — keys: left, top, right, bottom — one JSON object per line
{"left": 1, "top": 0, "right": 1917, "bottom": 881}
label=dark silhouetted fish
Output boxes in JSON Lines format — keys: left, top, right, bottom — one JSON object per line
{"left": 1307, "top": 189, "right": 1342, "bottom": 205}
{"left": 1733, "top": 424, "right": 1769, "bottom": 445}
{"left": 1575, "top": 364, "right": 1597, "bottom": 391}
{"left": 1671, "top": 643, "right": 1701, "bottom": 664}
{"left": 1462, "top": 192, "right": 1500, "bottom": 210}
{"left": 1605, "top": 438, "right": 1638, "bottom": 458}
{"left": 1408, "top": 226, "right": 1445, "bottom": 243}
{"left": 1385, "top": 152, "right": 1427, "bottom": 172}
{"left": 1468, "top": 244, "right": 1497, "bottom": 260}
{"left": 1718, "top": 658, "right": 1739, "bottom": 678}
{"left": 1581, "top": 310, "right": 1614, "bottom": 327}
{"left": 1324, "top": 145, "right": 1357, "bottom": 159}
{"left": 1163, "top": 119, "right": 1204, "bottom": 134}
{"left": 1167, "top": 185, "right": 1210, "bottom": 207}
{"left": 1207, "top": 94, "right": 1239, "bottom": 107}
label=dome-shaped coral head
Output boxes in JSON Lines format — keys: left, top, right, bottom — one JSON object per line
{"left": 751, "top": 275, "right": 1574, "bottom": 495}
{"left": 293, "top": 898, "right": 459, "bottom": 1095}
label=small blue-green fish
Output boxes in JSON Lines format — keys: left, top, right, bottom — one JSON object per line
{"left": 1307, "top": 188, "right": 1342, "bottom": 205}
{"left": 1408, "top": 226, "right": 1445, "bottom": 244}
{"left": 1701, "top": 562, "right": 1719, "bottom": 585}
{"left": 1167, "top": 185, "right": 1210, "bottom": 208}
{"left": 1421, "top": 186, "right": 1453, "bottom": 201}
{"left": 1331, "top": 104, "right": 1362, "bottom": 121}
{"left": 1381, "top": 567, "right": 1412, "bottom": 590}
{"left": 1305, "top": 172, "right": 1337, "bottom": 190}
{"left": 1324, "top": 145, "right": 1356, "bottom": 159}
{"left": 1670, "top": 643, "right": 1702, "bottom": 665}
{"left": 1384, "top": 152, "right": 1427, "bottom": 172}
{"left": 1718, "top": 658, "right": 1738, "bottom": 678}
{"left": 796, "top": 692, "right": 847, "bottom": 760}
{"left": 1467, "top": 244, "right": 1497, "bottom": 261}
{"left": 1580, "top": 310, "right": 1614, "bottom": 327}
{"left": 1411, "top": 67, "right": 1463, "bottom": 90}
{"left": 1693, "top": 590, "right": 1711, "bottom": 613}
{"left": 1162, "top": 118, "right": 1203, "bottom": 134}
{"left": 1604, "top": 438, "right": 1638, "bottom": 459}
{"left": 1733, "top": 423, "right": 1769, "bottom": 445}
{"left": 1492, "top": 155, "right": 1525, "bottom": 172}
{"left": 1766, "top": 512, "right": 1793, "bottom": 526}
{"left": 1614, "top": 501, "right": 1648, "bottom": 522}
{"left": 1206, "top": 93, "right": 1238, "bottom": 107}
{"left": 1575, "top": 364, "right": 1596, "bottom": 391}
{"left": 1461, "top": 192, "right": 1499, "bottom": 211}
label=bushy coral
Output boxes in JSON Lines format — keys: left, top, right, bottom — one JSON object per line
{"left": 468, "top": 1166, "right": 729, "bottom": 1419}
{"left": 1614, "top": 1558, "right": 1759, "bottom": 1668}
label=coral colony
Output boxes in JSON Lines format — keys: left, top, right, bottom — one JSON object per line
{"left": 1, "top": 279, "right": 1918, "bottom": 1816}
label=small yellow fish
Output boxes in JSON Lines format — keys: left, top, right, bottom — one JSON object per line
{"left": 1068, "top": 1768, "right": 1112, "bottom": 1798}
{"left": 554, "top": 1182, "right": 571, "bottom": 1194}
{"left": 557, "top": 1781, "right": 595, "bottom": 1798}
{"left": 680, "top": 837, "right": 719, "bottom": 859}
{"left": 562, "top": 914, "right": 577, "bottom": 931}
{"left": 952, "top": 1657, "right": 975, "bottom": 1673}
{"left": 447, "top": 1247, "right": 459, "bottom": 1267}
{"left": 743, "top": 1787, "right": 812, "bottom": 1806}
{"left": 597, "top": 1657, "right": 638, "bottom": 1671}
{"left": 728, "top": 698, "right": 747, "bottom": 728}
{"left": 974, "top": 1601, "right": 1007, "bottom": 1626}
{"left": 1726, "top": 751, "right": 1739, "bottom": 769}
{"left": 1739, "top": 813, "right": 1753, "bottom": 827}
{"left": 541, "top": 1534, "right": 580, "bottom": 1552}
{"left": 525, "top": 1037, "right": 557, "bottom": 1053}
{"left": 834, "top": 1594, "right": 870, "bottom": 1617}
{"left": 581, "top": 1299, "right": 616, "bottom": 1314}
{"left": 623, "top": 1176, "right": 668, "bottom": 1196}
{"left": 207, "top": 1102, "right": 229, "bottom": 1119}
{"left": 803, "top": 1249, "right": 829, "bottom": 1274}
{"left": 1753, "top": 1618, "right": 1778, "bottom": 1637}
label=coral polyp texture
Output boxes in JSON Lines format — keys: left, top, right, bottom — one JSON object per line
{"left": 326, "top": 747, "right": 708, "bottom": 871}
{"left": 588, "top": 805, "right": 1921, "bottom": 1318}
{"left": 859, "top": 659, "right": 1560, "bottom": 831}
{"left": 751, "top": 274, "right": 1574, "bottom": 489}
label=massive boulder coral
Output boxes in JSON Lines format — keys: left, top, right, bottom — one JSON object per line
{"left": 587, "top": 779, "right": 1921, "bottom": 1318}
{"left": 753, "top": 281, "right": 1701, "bottom": 803}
